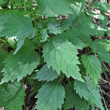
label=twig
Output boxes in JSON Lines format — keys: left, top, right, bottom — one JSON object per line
{"left": 100, "top": 78, "right": 110, "bottom": 85}
{"left": 99, "top": 87, "right": 109, "bottom": 110}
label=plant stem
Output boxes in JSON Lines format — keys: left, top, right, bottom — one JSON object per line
{"left": 29, "top": 0, "right": 37, "bottom": 29}
{"left": 24, "top": 0, "right": 26, "bottom": 11}
{"left": 10, "top": 0, "right": 13, "bottom": 10}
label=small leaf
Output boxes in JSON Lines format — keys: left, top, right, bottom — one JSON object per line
{"left": 91, "top": 40, "right": 110, "bottom": 63}
{"left": 48, "top": 21, "right": 63, "bottom": 35}
{"left": 63, "top": 82, "right": 89, "bottom": 110}
{"left": 97, "top": 49, "right": 110, "bottom": 63}
{"left": 98, "top": 13, "right": 109, "bottom": 25}
{"left": 35, "top": 80, "right": 65, "bottom": 110}
{"left": 92, "top": 39, "right": 110, "bottom": 52}
{"left": 81, "top": 55, "right": 102, "bottom": 85}
{"left": 74, "top": 76, "right": 104, "bottom": 110}
{"left": 0, "top": 82, "right": 25, "bottom": 110}
{"left": 32, "top": 64, "right": 59, "bottom": 82}
{"left": 40, "top": 29, "right": 49, "bottom": 42}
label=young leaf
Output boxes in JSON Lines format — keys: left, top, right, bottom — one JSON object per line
{"left": 63, "top": 82, "right": 89, "bottom": 110}
{"left": 40, "top": 29, "right": 49, "bottom": 42}
{"left": 0, "top": 13, "right": 36, "bottom": 53}
{"left": 35, "top": 80, "right": 65, "bottom": 110}
{"left": 1, "top": 40, "right": 40, "bottom": 84}
{"left": 32, "top": 64, "right": 59, "bottom": 82}
{"left": 47, "top": 21, "right": 63, "bottom": 35}
{"left": 43, "top": 37, "right": 84, "bottom": 82}
{"left": 37, "top": 0, "right": 73, "bottom": 17}
{"left": 81, "top": 55, "right": 102, "bottom": 85}
{"left": 74, "top": 76, "right": 104, "bottom": 110}
{"left": 0, "top": 82, "right": 25, "bottom": 110}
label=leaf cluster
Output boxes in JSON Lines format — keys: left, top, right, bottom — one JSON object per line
{"left": 0, "top": 0, "right": 110, "bottom": 110}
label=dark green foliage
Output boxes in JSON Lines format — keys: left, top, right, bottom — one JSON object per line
{"left": 0, "top": 0, "right": 110, "bottom": 110}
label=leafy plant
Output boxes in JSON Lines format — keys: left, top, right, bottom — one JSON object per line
{"left": 0, "top": 0, "right": 110, "bottom": 110}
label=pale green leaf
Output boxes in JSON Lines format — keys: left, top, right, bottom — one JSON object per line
{"left": 32, "top": 64, "right": 59, "bottom": 82}
{"left": 81, "top": 55, "right": 102, "bottom": 85}
{"left": 63, "top": 82, "right": 89, "bottom": 110}
{"left": 37, "top": 0, "right": 73, "bottom": 17}
{"left": 48, "top": 21, "right": 63, "bottom": 35}
{"left": 43, "top": 37, "right": 84, "bottom": 82}
{"left": 74, "top": 76, "right": 104, "bottom": 110}
{"left": 1, "top": 40, "right": 40, "bottom": 84}
{"left": 35, "top": 80, "right": 65, "bottom": 110}
{"left": 40, "top": 29, "right": 49, "bottom": 42}
{"left": 0, "top": 82, "right": 25, "bottom": 110}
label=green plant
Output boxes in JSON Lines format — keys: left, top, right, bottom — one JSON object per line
{"left": 0, "top": 0, "right": 110, "bottom": 110}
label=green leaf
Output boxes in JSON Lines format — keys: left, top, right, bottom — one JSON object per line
{"left": 1, "top": 40, "right": 40, "bottom": 84}
{"left": 63, "top": 82, "right": 89, "bottom": 110}
{"left": 0, "top": 50, "right": 7, "bottom": 80}
{"left": 68, "top": 0, "right": 86, "bottom": 16}
{"left": 93, "top": 1, "right": 110, "bottom": 12}
{"left": 62, "top": 30, "right": 86, "bottom": 49}
{"left": 77, "top": 22, "right": 98, "bottom": 35}
{"left": 48, "top": 21, "right": 63, "bottom": 35}
{"left": 43, "top": 36, "right": 84, "bottom": 82}
{"left": 40, "top": 29, "right": 49, "bottom": 42}
{"left": 96, "top": 49, "right": 110, "bottom": 63}
{"left": 32, "top": 64, "right": 59, "bottom": 82}
{"left": 81, "top": 55, "right": 102, "bottom": 85}
{"left": 91, "top": 39, "right": 110, "bottom": 63}
{"left": 37, "top": 0, "right": 73, "bottom": 17}
{"left": 74, "top": 76, "right": 104, "bottom": 110}
{"left": 0, "top": 0, "right": 6, "bottom": 6}
{"left": 76, "top": 12, "right": 106, "bottom": 36}
{"left": 92, "top": 39, "right": 110, "bottom": 52}
{"left": 0, "top": 13, "right": 36, "bottom": 53}
{"left": 79, "top": 34, "right": 93, "bottom": 47}
{"left": 98, "top": 13, "right": 109, "bottom": 25}
{"left": 0, "top": 82, "right": 25, "bottom": 110}
{"left": 35, "top": 80, "right": 65, "bottom": 110}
